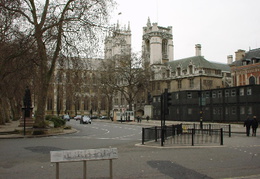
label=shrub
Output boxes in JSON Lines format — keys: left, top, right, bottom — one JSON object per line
{"left": 33, "top": 120, "right": 49, "bottom": 128}
{"left": 33, "top": 130, "right": 45, "bottom": 135}
{"left": 45, "top": 115, "right": 66, "bottom": 128}
{"left": 64, "top": 125, "right": 72, "bottom": 130}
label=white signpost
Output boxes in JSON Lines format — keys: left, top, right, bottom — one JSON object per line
{"left": 50, "top": 148, "right": 118, "bottom": 179}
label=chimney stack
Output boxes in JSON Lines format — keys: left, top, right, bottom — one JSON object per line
{"left": 227, "top": 55, "right": 233, "bottom": 64}
{"left": 195, "top": 44, "right": 201, "bottom": 56}
{"left": 235, "top": 49, "right": 245, "bottom": 61}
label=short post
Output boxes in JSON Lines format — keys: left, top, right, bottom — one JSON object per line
{"left": 110, "top": 159, "right": 113, "bottom": 179}
{"left": 83, "top": 161, "right": 87, "bottom": 179}
{"left": 142, "top": 128, "right": 145, "bottom": 145}
{"left": 192, "top": 128, "right": 195, "bottom": 146}
{"left": 155, "top": 126, "right": 157, "bottom": 142}
{"left": 161, "top": 126, "right": 165, "bottom": 146}
{"left": 220, "top": 128, "right": 223, "bottom": 145}
{"left": 23, "top": 109, "right": 26, "bottom": 136}
{"left": 56, "top": 163, "right": 59, "bottom": 179}
{"left": 229, "top": 124, "right": 231, "bottom": 137}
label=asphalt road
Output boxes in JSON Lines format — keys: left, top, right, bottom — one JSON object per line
{"left": 0, "top": 120, "right": 259, "bottom": 179}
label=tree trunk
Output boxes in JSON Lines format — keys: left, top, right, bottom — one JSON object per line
{"left": 0, "top": 98, "right": 10, "bottom": 124}
{"left": 35, "top": 80, "right": 49, "bottom": 126}
{"left": 9, "top": 97, "right": 21, "bottom": 121}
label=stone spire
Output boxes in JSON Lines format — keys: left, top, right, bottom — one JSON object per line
{"left": 116, "top": 20, "right": 119, "bottom": 30}
{"left": 128, "top": 21, "right": 131, "bottom": 31}
{"left": 147, "top": 17, "right": 151, "bottom": 27}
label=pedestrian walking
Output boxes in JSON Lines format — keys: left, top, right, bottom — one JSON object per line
{"left": 146, "top": 115, "right": 150, "bottom": 122}
{"left": 244, "top": 116, "right": 252, "bottom": 136}
{"left": 251, "top": 116, "right": 258, "bottom": 137}
{"left": 136, "top": 116, "right": 140, "bottom": 123}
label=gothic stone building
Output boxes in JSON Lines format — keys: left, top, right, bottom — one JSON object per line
{"left": 142, "top": 18, "right": 231, "bottom": 98}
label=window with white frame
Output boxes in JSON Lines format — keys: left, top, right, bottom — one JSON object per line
{"left": 225, "top": 90, "right": 229, "bottom": 97}
{"left": 240, "top": 88, "right": 244, "bottom": 96}
{"left": 212, "top": 91, "right": 216, "bottom": 98}
{"left": 231, "top": 89, "right": 236, "bottom": 96}
{"left": 188, "top": 108, "right": 192, "bottom": 114}
{"left": 218, "top": 91, "right": 222, "bottom": 98}
{"left": 240, "top": 106, "right": 245, "bottom": 114}
{"left": 248, "top": 106, "right": 252, "bottom": 114}
{"left": 247, "top": 87, "right": 252, "bottom": 95}
{"left": 225, "top": 107, "right": 229, "bottom": 115}
{"left": 205, "top": 92, "right": 210, "bottom": 98}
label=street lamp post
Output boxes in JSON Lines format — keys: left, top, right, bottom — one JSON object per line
{"left": 199, "top": 70, "right": 203, "bottom": 129}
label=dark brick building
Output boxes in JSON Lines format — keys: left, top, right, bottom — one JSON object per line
{"left": 152, "top": 84, "right": 260, "bottom": 122}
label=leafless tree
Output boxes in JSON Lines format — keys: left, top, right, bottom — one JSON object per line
{"left": 98, "top": 59, "right": 117, "bottom": 118}
{"left": 0, "top": 0, "right": 115, "bottom": 126}
{"left": 0, "top": 2, "right": 39, "bottom": 124}
{"left": 100, "top": 53, "right": 151, "bottom": 112}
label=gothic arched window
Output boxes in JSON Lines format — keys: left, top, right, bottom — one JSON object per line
{"left": 162, "top": 39, "right": 168, "bottom": 56}
{"left": 145, "top": 40, "right": 150, "bottom": 53}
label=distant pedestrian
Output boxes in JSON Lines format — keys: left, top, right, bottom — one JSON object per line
{"left": 244, "top": 116, "right": 252, "bottom": 136}
{"left": 136, "top": 116, "right": 139, "bottom": 123}
{"left": 146, "top": 115, "right": 150, "bottom": 122}
{"left": 251, "top": 116, "right": 258, "bottom": 137}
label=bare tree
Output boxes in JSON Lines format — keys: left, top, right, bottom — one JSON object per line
{"left": 98, "top": 59, "right": 117, "bottom": 118}
{"left": 0, "top": 2, "right": 39, "bottom": 124}
{"left": 100, "top": 53, "right": 151, "bottom": 112}
{"left": 0, "top": 0, "right": 114, "bottom": 126}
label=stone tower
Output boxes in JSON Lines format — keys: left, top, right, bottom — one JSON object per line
{"left": 104, "top": 21, "right": 131, "bottom": 60}
{"left": 142, "top": 17, "right": 174, "bottom": 65}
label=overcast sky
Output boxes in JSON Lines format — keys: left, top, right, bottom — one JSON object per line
{"left": 110, "top": 0, "right": 260, "bottom": 64}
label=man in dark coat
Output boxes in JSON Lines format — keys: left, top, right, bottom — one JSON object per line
{"left": 251, "top": 116, "right": 258, "bottom": 137}
{"left": 244, "top": 116, "right": 252, "bottom": 136}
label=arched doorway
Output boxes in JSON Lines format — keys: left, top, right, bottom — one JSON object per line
{"left": 249, "top": 76, "right": 256, "bottom": 85}
{"left": 136, "top": 109, "right": 144, "bottom": 118}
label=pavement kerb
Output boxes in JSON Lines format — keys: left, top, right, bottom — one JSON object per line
{"left": 135, "top": 142, "right": 225, "bottom": 149}
{"left": 0, "top": 119, "right": 246, "bottom": 139}
{"left": 0, "top": 125, "right": 78, "bottom": 139}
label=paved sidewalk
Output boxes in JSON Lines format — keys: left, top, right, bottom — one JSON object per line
{"left": 115, "top": 119, "right": 246, "bottom": 133}
{"left": 0, "top": 120, "right": 77, "bottom": 139}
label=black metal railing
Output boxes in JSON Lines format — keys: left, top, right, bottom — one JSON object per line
{"left": 165, "top": 128, "right": 223, "bottom": 146}
{"left": 142, "top": 123, "right": 224, "bottom": 146}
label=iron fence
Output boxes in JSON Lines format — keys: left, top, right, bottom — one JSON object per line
{"left": 142, "top": 123, "right": 224, "bottom": 146}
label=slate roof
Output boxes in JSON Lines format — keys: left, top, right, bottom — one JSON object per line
{"left": 243, "top": 48, "right": 260, "bottom": 60}
{"left": 231, "top": 48, "right": 260, "bottom": 67}
{"left": 166, "top": 56, "right": 230, "bottom": 72}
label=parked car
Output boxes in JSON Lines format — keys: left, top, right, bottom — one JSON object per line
{"left": 80, "top": 115, "right": 91, "bottom": 124}
{"left": 63, "top": 114, "right": 70, "bottom": 121}
{"left": 74, "top": 115, "right": 82, "bottom": 121}
{"left": 100, "top": 116, "right": 108, "bottom": 120}
{"left": 90, "top": 115, "right": 98, "bottom": 119}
